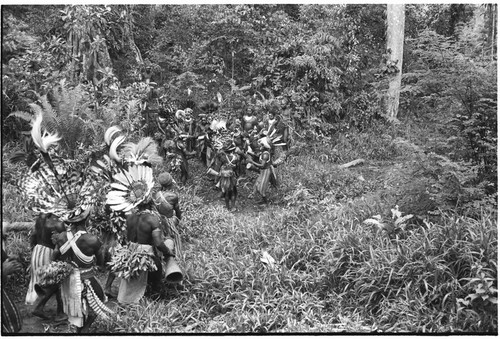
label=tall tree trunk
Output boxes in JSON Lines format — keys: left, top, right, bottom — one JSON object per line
{"left": 489, "top": 4, "right": 497, "bottom": 60}
{"left": 386, "top": 4, "right": 405, "bottom": 121}
{"left": 124, "top": 5, "right": 143, "bottom": 65}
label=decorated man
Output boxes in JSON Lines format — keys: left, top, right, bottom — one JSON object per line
{"left": 106, "top": 165, "right": 180, "bottom": 304}
{"left": 101, "top": 130, "right": 182, "bottom": 303}
{"left": 265, "top": 104, "right": 290, "bottom": 151}
{"left": 175, "top": 108, "right": 197, "bottom": 153}
{"left": 242, "top": 106, "right": 259, "bottom": 134}
{"left": 18, "top": 111, "right": 113, "bottom": 333}
{"left": 51, "top": 210, "right": 112, "bottom": 333}
{"left": 209, "top": 139, "right": 240, "bottom": 210}
{"left": 163, "top": 137, "right": 189, "bottom": 184}
{"left": 246, "top": 132, "right": 287, "bottom": 205}
{"left": 26, "top": 213, "right": 66, "bottom": 320}
{"left": 194, "top": 113, "right": 213, "bottom": 167}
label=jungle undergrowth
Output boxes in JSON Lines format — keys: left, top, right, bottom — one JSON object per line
{"left": 2, "top": 119, "right": 497, "bottom": 334}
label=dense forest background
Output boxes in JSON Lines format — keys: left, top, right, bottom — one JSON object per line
{"left": 1, "top": 4, "right": 498, "bottom": 334}
{"left": 2, "top": 3, "right": 497, "bottom": 211}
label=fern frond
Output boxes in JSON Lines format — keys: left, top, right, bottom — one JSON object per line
{"left": 7, "top": 111, "right": 34, "bottom": 123}
{"left": 43, "top": 116, "right": 60, "bottom": 136}
{"left": 40, "top": 95, "right": 57, "bottom": 120}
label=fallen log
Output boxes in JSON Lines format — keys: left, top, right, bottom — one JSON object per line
{"left": 339, "top": 158, "right": 365, "bottom": 169}
{"left": 2, "top": 221, "right": 33, "bottom": 232}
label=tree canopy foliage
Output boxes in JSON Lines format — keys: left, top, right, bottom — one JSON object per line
{"left": 2, "top": 3, "right": 497, "bottom": 183}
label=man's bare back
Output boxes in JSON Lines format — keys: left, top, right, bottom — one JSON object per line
{"left": 53, "top": 231, "right": 102, "bottom": 268}
{"left": 126, "top": 213, "right": 159, "bottom": 245}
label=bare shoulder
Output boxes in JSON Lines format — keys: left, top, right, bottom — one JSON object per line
{"left": 160, "top": 191, "right": 179, "bottom": 205}
{"left": 81, "top": 233, "right": 102, "bottom": 250}
{"left": 138, "top": 212, "right": 161, "bottom": 231}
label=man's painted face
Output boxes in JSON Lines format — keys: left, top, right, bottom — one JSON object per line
{"left": 183, "top": 110, "right": 193, "bottom": 122}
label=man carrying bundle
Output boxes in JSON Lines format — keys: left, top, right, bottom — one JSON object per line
{"left": 51, "top": 209, "right": 112, "bottom": 334}
{"left": 112, "top": 197, "right": 180, "bottom": 303}
{"left": 106, "top": 165, "right": 182, "bottom": 304}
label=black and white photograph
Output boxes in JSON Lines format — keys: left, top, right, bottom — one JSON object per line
{"left": 1, "top": 3, "right": 497, "bottom": 335}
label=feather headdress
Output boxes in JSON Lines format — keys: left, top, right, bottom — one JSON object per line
{"left": 105, "top": 165, "right": 155, "bottom": 213}
{"left": 258, "top": 124, "right": 287, "bottom": 149}
{"left": 210, "top": 119, "right": 227, "bottom": 131}
{"left": 95, "top": 126, "right": 162, "bottom": 213}
{"left": 30, "top": 112, "right": 61, "bottom": 153}
{"left": 91, "top": 126, "right": 124, "bottom": 180}
{"left": 121, "top": 137, "right": 163, "bottom": 166}
{"left": 20, "top": 113, "right": 98, "bottom": 222}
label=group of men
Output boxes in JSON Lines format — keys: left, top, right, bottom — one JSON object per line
{"left": 3, "top": 113, "right": 186, "bottom": 333}
{"left": 3, "top": 88, "right": 291, "bottom": 333}
{"left": 154, "top": 99, "right": 290, "bottom": 209}
{"left": 7, "top": 170, "right": 183, "bottom": 333}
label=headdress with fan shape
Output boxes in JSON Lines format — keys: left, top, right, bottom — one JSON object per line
{"left": 105, "top": 164, "right": 155, "bottom": 213}
{"left": 90, "top": 126, "right": 125, "bottom": 181}
{"left": 212, "top": 128, "right": 233, "bottom": 152}
{"left": 121, "top": 137, "right": 163, "bottom": 166}
{"left": 210, "top": 118, "right": 227, "bottom": 132}
{"left": 258, "top": 124, "right": 287, "bottom": 150}
{"left": 96, "top": 126, "right": 161, "bottom": 214}
{"left": 19, "top": 112, "right": 98, "bottom": 222}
